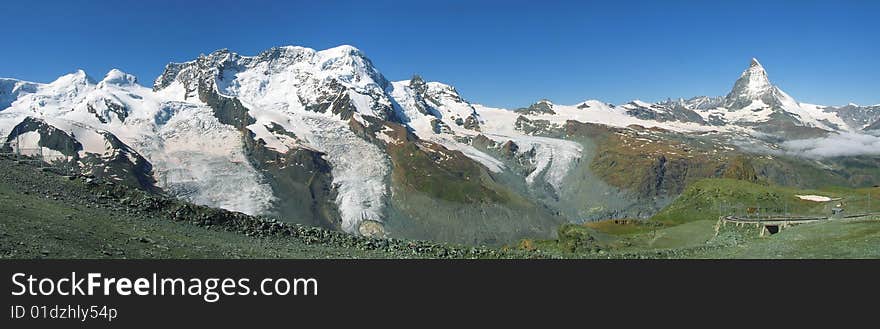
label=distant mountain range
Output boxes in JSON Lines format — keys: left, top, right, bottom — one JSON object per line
{"left": 1, "top": 45, "right": 878, "bottom": 244}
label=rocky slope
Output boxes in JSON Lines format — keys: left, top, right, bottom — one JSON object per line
{"left": 0, "top": 155, "right": 528, "bottom": 259}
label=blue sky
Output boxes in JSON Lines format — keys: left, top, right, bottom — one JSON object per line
{"left": 1, "top": 0, "right": 877, "bottom": 108}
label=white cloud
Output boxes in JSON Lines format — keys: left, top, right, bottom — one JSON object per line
{"left": 782, "top": 133, "right": 880, "bottom": 158}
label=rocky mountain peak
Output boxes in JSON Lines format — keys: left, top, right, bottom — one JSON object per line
{"left": 726, "top": 57, "right": 772, "bottom": 104}
{"left": 517, "top": 99, "right": 555, "bottom": 115}
{"left": 153, "top": 45, "right": 388, "bottom": 95}
{"left": 409, "top": 74, "right": 428, "bottom": 95}
{"left": 723, "top": 57, "right": 802, "bottom": 115}
{"left": 749, "top": 57, "right": 763, "bottom": 68}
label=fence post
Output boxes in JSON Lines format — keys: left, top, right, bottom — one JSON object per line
{"left": 15, "top": 126, "right": 21, "bottom": 158}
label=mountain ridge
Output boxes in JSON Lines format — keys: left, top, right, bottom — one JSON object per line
{"left": 1, "top": 45, "right": 878, "bottom": 244}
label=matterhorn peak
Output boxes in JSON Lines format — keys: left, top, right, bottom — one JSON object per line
{"left": 739, "top": 57, "right": 770, "bottom": 88}
{"left": 749, "top": 57, "right": 763, "bottom": 68}
{"left": 724, "top": 57, "right": 778, "bottom": 109}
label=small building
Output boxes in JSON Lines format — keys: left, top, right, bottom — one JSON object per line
{"left": 831, "top": 202, "right": 845, "bottom": 217}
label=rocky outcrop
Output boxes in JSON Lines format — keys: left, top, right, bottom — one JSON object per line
{"left": 722, "top": 155, "right": 759, "bottom": 183}
{"left": 516, "top": 100, "right": 556, "bottom": 115}
{"left": 3, "top": 117, "right": 158, "bottom": 192}
{"left": 515, "top": 115, "right": 557, "bottom": 136}
{"left": 866, "top": 118, "right": 880, "bottom": 131}
{"left": 621, "top": 101, "right": 707, "bottom": 124}
{"left": 243, "top": 128, "right": 340, "bottom": 229}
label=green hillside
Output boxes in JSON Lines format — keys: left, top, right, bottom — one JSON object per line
{"left": 650, "top": 178, "right": 879, "bottom": 225}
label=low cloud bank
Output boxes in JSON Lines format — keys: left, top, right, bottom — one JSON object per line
{"left": 782, "top": 133, "right": 880, "bottom": 158}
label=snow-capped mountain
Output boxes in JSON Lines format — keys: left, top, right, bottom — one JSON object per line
{"left": 725, "top": 58, "right": 788, "bottom": 110}
{"left": 1, "top": 46, "right": 877, "bottom": 244}
{"left": 153, "top": 46, "right": 398, "bottom": 233}
{"left": 823, "top": 103, "right": 880, "bottom": 131}
{"left": 0, "top": 67, "right": 276, "bottom": 214}
{"left": 0, "top": 78, "right": 39, "bottom": 110}
{"left": 688, "top": 58, "right": 841, "bottom": 137}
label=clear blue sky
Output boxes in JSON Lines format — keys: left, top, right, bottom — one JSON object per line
{"left": 1, "top": 0, "right": 877, "bottom": 107}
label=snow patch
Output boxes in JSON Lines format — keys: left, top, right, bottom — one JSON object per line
{"left": 795, "top": 195, "right": 833, "bottom": 202}
{"left": 436, "top": 137, "right": 505, "bottom": 173}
